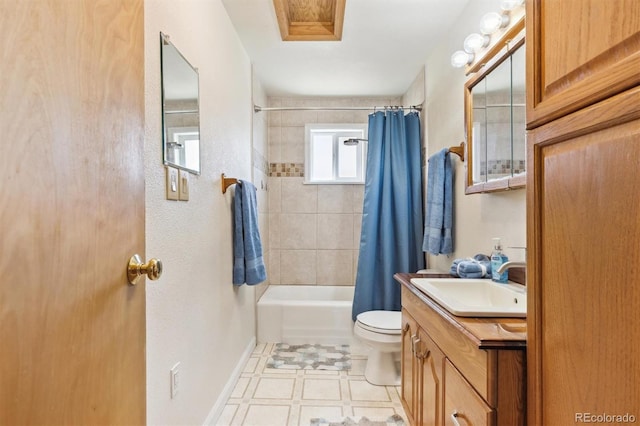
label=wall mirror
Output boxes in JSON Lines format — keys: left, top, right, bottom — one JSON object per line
{"left": 464, "top": 24, "right": 525, "bottom": 194}
{"left": 161, "top": 32, "right": 201, "bottom": 174}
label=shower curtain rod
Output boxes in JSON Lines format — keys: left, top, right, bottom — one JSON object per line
{"left": 253, "top": 104, "right": 422, "bottom": 113}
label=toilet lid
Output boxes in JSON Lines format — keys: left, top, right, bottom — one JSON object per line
{"left": 356, "top": 310, "right": 401, "bottom": 335}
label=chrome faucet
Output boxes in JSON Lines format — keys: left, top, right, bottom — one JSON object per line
{"left": 496, "top": 260, "right": 527, "bottom": 274}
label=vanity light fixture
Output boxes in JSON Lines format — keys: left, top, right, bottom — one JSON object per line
{"left": 451, "top": 50, "right": 474, "bottom": 68}
{"left": 500, "top": 0, "right": 525, "bottom": 11}
{"left": 463, "top": 33, "right": 491, "bottom": 53}
{"left": 451, "top": 1, "right": 523, "bottom": 69}
{"left": 479, "top": 12, "right": 510, "bottom": 35}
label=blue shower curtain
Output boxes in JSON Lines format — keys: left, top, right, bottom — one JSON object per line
{"left": 352, "top": 110, "right": 425, "bottom": 320}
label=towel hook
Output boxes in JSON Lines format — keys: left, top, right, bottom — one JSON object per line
{"left": 448, "top": 142, "right": 465, "bottom": 162}
{"left": 221, "top": 173, "right": 239, "bottom": 194}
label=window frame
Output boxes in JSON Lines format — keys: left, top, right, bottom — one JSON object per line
{"left": 304, "top": 123, "right": 368, "bottom": 184}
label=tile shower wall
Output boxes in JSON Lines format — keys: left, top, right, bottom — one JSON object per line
{"left": 267, "top": 97, "right": 401, "bottom": 286}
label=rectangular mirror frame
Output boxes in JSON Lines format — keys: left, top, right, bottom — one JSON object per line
{"left": 160, "top": 32, "right": 201, "bottom": 175}
{"left": 464, "top": 18, "right": 525, "bottom": 194}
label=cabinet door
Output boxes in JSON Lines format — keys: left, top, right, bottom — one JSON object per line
{"left": 444, "top": 360, "right": 495, "bottom": 426}
{"left": 417, "top": 328, "right": 445, "bottom": 426}
{"left": 527, "top": 87, "right": 640, "bottom": 425}
{"left": 526, "top": 0, "right": 640, "bottom": 128}
{"left": 401, "top": 310, "right": 419, "bottom": 425}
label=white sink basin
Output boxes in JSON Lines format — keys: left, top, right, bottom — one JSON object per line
{"left": 409, "top": 278, "right": 526, "bottom": 317}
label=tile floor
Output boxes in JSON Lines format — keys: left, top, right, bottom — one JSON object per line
{"left": 216, "top": 343, "right": 406, "bottom": 426}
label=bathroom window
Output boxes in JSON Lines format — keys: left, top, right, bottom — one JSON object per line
{"left": 304, "top": 124, "right": 367, "bottom": 184}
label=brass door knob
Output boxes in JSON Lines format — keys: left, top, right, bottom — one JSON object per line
{"left": 127, "top": 254, "right": 163, "bottom": 285}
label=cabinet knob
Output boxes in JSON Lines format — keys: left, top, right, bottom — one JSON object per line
{"left": 450, "top": 411, "right": 463, "bottom": 426}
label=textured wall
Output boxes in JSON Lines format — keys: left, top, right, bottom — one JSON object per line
{"left": 145, "top": 1, "right": 255, "bottom": 424}
{"left": 422, "top": 0, "right": 527, "bottom": 271}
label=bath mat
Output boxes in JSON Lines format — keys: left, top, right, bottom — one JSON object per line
{"left": 310, "top": 415, "right": 405, "bottom": 426}
{"left": 266, "top": 343, "right": 351, "bottom": 371}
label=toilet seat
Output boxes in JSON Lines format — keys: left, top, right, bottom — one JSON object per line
{"left": 355, "top": 310, "right": 401, "bottom": 335}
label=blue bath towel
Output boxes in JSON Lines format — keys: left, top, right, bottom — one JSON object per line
{"left": 450, "top": 254, "right": 492, "bottom": 278}
{"left": 423, "top": 148, "right": 453, "bottom": 255}
{"left": 233, "top": 181, "right": 267, "bottom": 286}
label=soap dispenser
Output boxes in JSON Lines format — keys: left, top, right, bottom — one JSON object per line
{"left": 491, "top": 238, "right": 509, "bottom": 283}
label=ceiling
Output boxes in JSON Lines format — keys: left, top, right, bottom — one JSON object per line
{"left": 222, "top": 0, "right": 471, "bottom": 97}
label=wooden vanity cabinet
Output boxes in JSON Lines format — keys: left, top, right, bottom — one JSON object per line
{"left": 402, "top": 309, "right": 445, "bottom": 426}
{"left": 418, "top": 327, "right": 446, "bottom": 426}
{"left": 398, "top": 279, "right": 526, "bottom": 426}
{"left": 401, "top": 313, "right": 419, "bottom": 425}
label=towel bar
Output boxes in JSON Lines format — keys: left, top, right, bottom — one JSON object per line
{"left": 221, "top": 173, "right": 239, "bottom": 194}
{"left": 448, "top": 142, "right": 465, "bottom": 161}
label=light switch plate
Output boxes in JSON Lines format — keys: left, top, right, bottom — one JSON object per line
{"left": 166, "top": 166, "right": 179, "bottom": 201}
{"left": 178, "top": 170, "right": 189, "bottom": 201}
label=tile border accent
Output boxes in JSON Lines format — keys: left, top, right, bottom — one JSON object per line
{"left": 478, "top": 159, "right": 526, "bottom": 177}
{"left": 271, "top": 162, "right": 305, "bottom": 177}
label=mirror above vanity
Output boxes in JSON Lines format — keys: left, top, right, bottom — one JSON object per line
{"left": 462, "top": 15, "right": 526, "bottom": 194}
{"left": 160, "top": 32, "right": 201, "bottom": 174}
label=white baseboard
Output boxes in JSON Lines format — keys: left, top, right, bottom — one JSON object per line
{"left": 203, "top": 336, "right": 256, "bottom": 425}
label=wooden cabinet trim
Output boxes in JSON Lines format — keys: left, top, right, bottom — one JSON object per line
{"left": 401, "top": 311, "right": 418, "bottom": 426}
{"left": 465, "top": 177, "right": 517, "bottom": 195}
{"left": 527, "top": 86, "right": 640, "bottom": 148}
{"left": 418, "top": 327, "right": 445, "bottom": 426}
{"left": 495, "top": 351, "right": 527, "bottom": 425}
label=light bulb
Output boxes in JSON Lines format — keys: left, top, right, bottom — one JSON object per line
{"left": 480, "top": 12, "right": 510, "bottom": 35}
{"left": 500, "top": 0, "right": 525, "bottom": 11}
{"left": 451, "top": 50, "right": 473, "bottom": 68}
{"left": 463, "top": 33, "right": 490, "bottom": 53}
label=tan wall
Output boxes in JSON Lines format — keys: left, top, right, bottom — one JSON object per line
{"left": 422, "top": 0, "right": 527, "bottom": 272}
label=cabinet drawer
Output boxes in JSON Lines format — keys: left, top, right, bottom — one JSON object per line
{"left": 444, "top": 360, "right": 495, "bottom": 426}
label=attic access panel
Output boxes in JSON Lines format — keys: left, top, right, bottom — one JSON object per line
{"left": 273, "top": 0, "right": 346, "bottom": 41}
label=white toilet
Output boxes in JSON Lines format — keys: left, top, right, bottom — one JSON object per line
{"left": 353, "top": 310, "right": 402, "bottom": 386}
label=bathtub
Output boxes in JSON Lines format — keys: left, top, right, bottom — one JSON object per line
{"left": 257, "top": 285, "right": 356, "bottom": 345}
